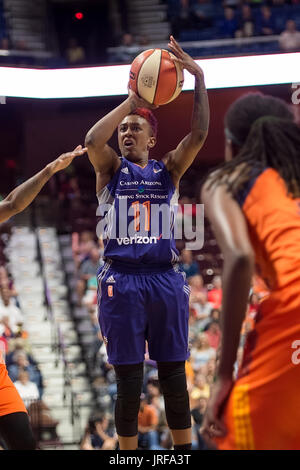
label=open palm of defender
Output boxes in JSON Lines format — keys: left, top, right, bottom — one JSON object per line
{"left": 49, "top": 145, "right": 87, "bottom": 173}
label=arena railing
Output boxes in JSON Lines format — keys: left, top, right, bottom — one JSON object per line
{"left": 36, "top": 229, "right": 83, "bottom": 445}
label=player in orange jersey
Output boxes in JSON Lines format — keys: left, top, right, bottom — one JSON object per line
{"left": 201, "top": 93, "right": 300, "bottom": 450}
{"left": 0, "top": 145, "right": 86, "bottom": 449}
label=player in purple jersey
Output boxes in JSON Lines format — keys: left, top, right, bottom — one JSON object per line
{"left": 85, "top": 36, "right": 209, "bottom": 450}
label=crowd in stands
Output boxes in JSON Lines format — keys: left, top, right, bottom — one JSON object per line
{"left": 1, "top": 0, "right": 300, "bottom": 68}
{"left": 0, "top": 232, "right": 62, "bottom": 448}
{"left": 168, "top": 0, "right": 300, "bottom": 43}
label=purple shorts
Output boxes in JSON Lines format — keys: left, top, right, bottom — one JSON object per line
{"left": 97, "top": 261, "right": 190, "bottom": 365}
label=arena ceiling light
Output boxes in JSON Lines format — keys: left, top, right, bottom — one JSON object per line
{"left": 0, "top": 52, "right": 299, "bottom": 99}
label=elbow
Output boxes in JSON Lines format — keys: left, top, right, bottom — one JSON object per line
{"left": 7, "top": 200, "right": 20, "bottom": 218}
{"left": 84, "top": 131, "right": 94, "bottom": 148}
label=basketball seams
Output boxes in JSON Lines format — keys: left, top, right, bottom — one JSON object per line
{"left": 136, "top": 49, "right": 155, "bottom": 101}
{"left": 164, "top": 51, "right": 183, "bottom": 105}
{"left": 130, "top": 48, "right": 154, "bottom": 96}
{"left": 137, "top": 49, "right": 161, "bottom": 104}
{"left": 153, "top": 49, "right": 163, "bottom": 106}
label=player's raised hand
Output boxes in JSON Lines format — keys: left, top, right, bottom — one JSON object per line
{"left": 168, "top": 35, "right": 204, "bottom": 79}
{"left": 128, "top": 85, "right": 158, "bottom": 110}
{"left": 48, "top": 145, "right": 87, "bottom": 174}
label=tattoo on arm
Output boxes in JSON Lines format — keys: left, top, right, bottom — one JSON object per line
{"left": 192, "top": 75, "right": 210, "bottom": 136}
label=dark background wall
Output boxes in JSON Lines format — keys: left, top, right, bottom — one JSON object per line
{"left": 0, "top": 83, "right": 296, "bottom": 195}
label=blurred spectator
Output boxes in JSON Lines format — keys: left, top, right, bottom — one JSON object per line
{"left": 0, "top": 324, "right": 7, "bottom": 360}
{"left": 80, "top": 414, "right": 117, "bottom": 450}
{"left": 203, "top": 307, "right": 220, "bottom": 331}
{"left": 205, "top": 358, "right": 216, "bottom": 385}
{"left": 13, "top": 370, "right": 39, "bottom": 409}
{"left": 189, "top": 273, "right": 207, "bottom": 293}
{"left": 27, "top": 399, "right": 60, "bottom": 444}
{"left": 59, "top": 175, "right": 81, "bottom": 204}
{"left": 7, "top": 350, "right": 43, "bottom": 396}
{"left": 0, "top": 266, "right": 9, "bottom": 289}
{"left": 77, "top": 245, "right": 102, "bottom": 305}
{"left": 204, "top": 320, "right": 221, "bottom": 350}
{"left": 167, "top": 0, "right": 192, "bottom": 38}
{"left": 72, "top": 230, "right": 95, "bottom": 269}
{"left": 222, "top": 0, "right": 239, "bottom": 6}
{"left": 157, "top": 428, "right": 173, "bottom": 450}
{"left": 138, "top": 394, "right": 159, "bottom": 450}
{"left": 109, "top": 32, "right": 137, "bottom": 64}
{"left": 190, "top": 0, "right": 214, "bottom": 29}
{"left": 279, "top": 19, "right": 300, "bottom": 51}
{"left": 0, "top": 37, "right": 9, "bottom": 50}
{"left": 15, "top": 40, "right": 28, "bottom": 51}
{"left": 0, "top": 315, "right": 14, "bottom": 340}
{"left": 189, "top": 291, "right": 213, "bottom": 329}
{"left": 0, "top": 268, "right": 18, "bottom": 304}
{"left": 190, "top": 333, "right": 216, "bottom": 372}
{"left": 218, "top": 7, "right": 239, "bottom": 38}
{"left": 66, "top": 38, "right": 86, "bottom": 65}
{"left": 207, "top": 275, "right": 222, "bottom": 309}
{"left": 82, "top": 276, "right": 97, "bottom": 308}
{"left": 138, "top": 35, "right": 150, "bottom": 46}
{"left": 5, "top": 338, "right": 36, "bottom": 367}
{"left": 255, "top": 5, "right": 275, "bottom": 36}
{"left": 179, "top": 249, "right": 199, "bottom": 278}
{"left": 236, "top": 4, "right": 255, "bottom": 38}
{"left": 190, "top": 373, "right": 210, "bottom": 403}
{"left": 191, "top": 396, "right": 208, "bottom": 450}
{"left": 191, "top": 395, "right": 207, "bottom": 427}
{"left": 0, "top": 286, "right": 24, "bottom": 335}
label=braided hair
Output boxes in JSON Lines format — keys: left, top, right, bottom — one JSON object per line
{"left": 206, "top": 93, "right": 300, "bottom": 198}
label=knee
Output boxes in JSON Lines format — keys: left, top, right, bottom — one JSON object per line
{"left": 158, "top": 362, "right": 191, "bottom": 430}
{"left": 114, "top": 363, "right": 144, "bottom": 437}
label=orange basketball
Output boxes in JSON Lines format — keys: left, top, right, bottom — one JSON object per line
{"left": 129, "top": 49, "right": 184, "bottom": 106}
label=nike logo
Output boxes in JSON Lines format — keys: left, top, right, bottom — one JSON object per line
{"left": 153, "top": 168, "right": 163, "bottom": 173}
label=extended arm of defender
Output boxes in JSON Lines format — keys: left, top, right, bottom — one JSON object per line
{"left": 163, "top": 37, "right": 209, "bottom": 185}
{"left": 0, "top": 146, "right": 86, "bottom": 224}
{"left": 201, "top": 181, "right": 255, "bottom": 379}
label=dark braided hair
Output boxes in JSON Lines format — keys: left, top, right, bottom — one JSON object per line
{"left": 206, "top": 93, "right": 300, "bottom": 198}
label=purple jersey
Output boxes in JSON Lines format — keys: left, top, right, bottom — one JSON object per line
{"left": 97, "top": 157, "right": 179, "bottom": 267}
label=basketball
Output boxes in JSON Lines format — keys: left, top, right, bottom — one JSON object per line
{"left": 129, "top": 49, "right": 184, "bottom": 106}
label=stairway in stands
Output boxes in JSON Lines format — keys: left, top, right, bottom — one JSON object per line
{"left": 5, "top": 225, "right": 94, "bottom": 449}
{"left": 127, "top": 0, "right": 170, "bottom": 43}
{"left": 3, "top": 0, "right": 48, "bottom": 50}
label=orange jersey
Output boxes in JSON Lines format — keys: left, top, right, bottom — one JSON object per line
{"left": 0, "top": 364, "right": 27, "bottom": 417}
{"left": 216, "top": 168, "right": 300, "bottom": 450}
{"left": 0, "top": 350, "right": 27, "bottom": 416}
